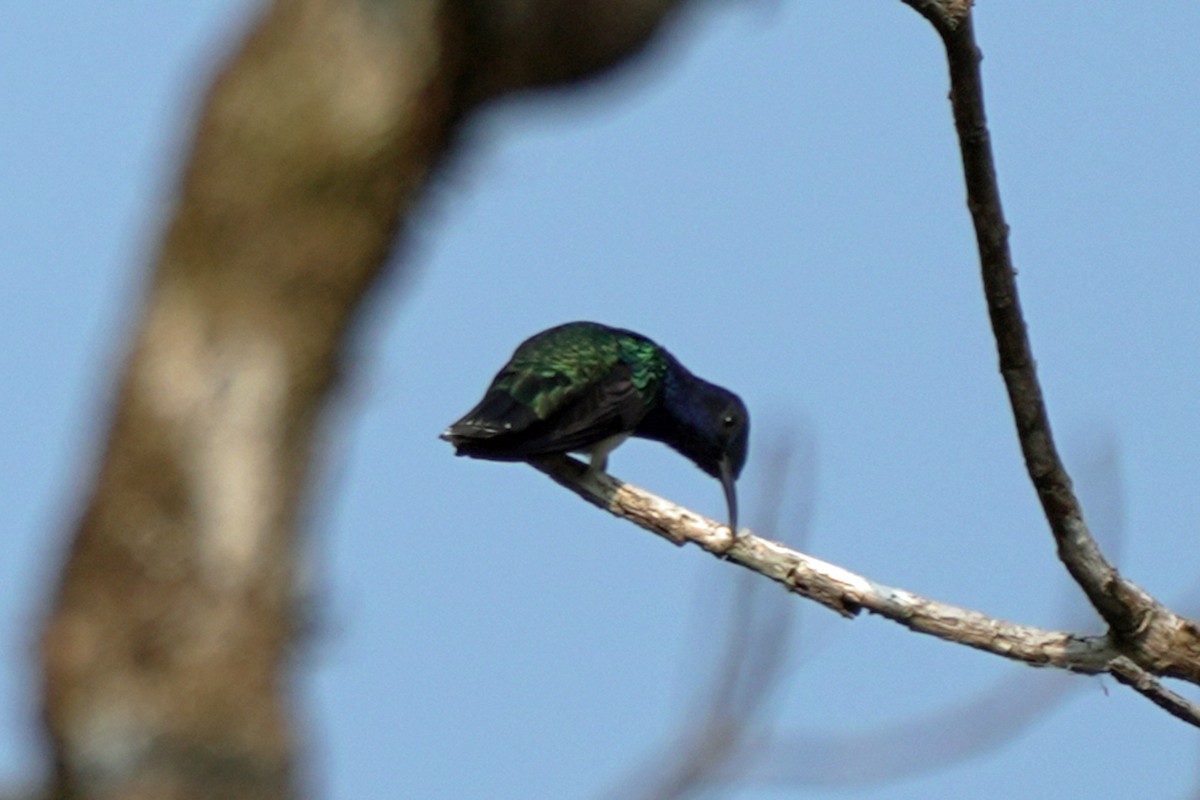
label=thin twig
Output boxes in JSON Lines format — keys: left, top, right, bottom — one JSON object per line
{"left": 1109, "top": 658, "right": 1200, "bottom": 728}
{"left": 914, "top": 5, "right": 1200, "bottom": 662}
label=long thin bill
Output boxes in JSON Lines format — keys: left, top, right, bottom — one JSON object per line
{"left": 719, "top": 457, "right": 738, "bottom": 534}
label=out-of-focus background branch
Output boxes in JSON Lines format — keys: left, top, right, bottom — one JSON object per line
{"left": 36, "top": 2, "right": 698, "bottom": 797}
{"left": 4, "top": 2, "right": 1200, "bottom": 799}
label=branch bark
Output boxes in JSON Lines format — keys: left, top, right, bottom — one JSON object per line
{"left": 530, "top": 456, "right": 1200, "bottom": 728}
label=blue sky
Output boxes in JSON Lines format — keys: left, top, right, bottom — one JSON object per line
{"left": 4, "top": 3, "right": 1200, "bottom": 798}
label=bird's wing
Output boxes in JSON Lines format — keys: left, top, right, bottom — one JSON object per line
{"left": 506, "top": 362, "right": 646, "bottom": 456}
{"left": 444, "top": 361, "right": 647, "bottom": 458}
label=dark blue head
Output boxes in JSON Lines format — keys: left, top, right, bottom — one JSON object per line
{"left": 689, "top": 384, "right": 749, "bottom": 534}
{"left": 636, "top": 365, "right": 750, "bottom": 533}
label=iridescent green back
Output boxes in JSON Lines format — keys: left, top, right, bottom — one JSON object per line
{"left": 495, "top": 323, "right": 666, "bottom": 420}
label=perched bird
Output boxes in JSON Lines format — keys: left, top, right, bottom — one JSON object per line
{"left": 441, "top": 321, "right": 750, "bottom": 532}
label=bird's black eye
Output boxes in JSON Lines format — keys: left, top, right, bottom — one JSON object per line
{"left": 722, "top": 414, "right": 737, "bottom": 428}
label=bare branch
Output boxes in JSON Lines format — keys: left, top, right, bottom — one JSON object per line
{"left": 532, "top": 458, "right": 1110, "bottom": 667}
{"left": 891, "top": 5, "right": 1200, "bottom": 685}
{"left": 1109, "top": 658, "right": 1200, "bottom": 729}
{"left": 916, "top": 0, "right": 1154, "bottom": 639}
{"left": 532, "top": 456, "right": 1200, "bottom": 726}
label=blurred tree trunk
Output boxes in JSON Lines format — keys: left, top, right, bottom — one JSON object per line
{"left": 38, "top": 1, "right": 686, "bottom": 798}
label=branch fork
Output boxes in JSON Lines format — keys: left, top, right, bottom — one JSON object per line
{"left": 537, "top": 5, "right": 1200, "bottom": 728}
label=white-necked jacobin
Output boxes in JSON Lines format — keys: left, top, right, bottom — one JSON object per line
{"left": 441, "top": 321, "right": 750, "bottom": 532}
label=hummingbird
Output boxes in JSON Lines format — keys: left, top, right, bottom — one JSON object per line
{"left": 440, "top": 321, "right": 750, "bottom": 532}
